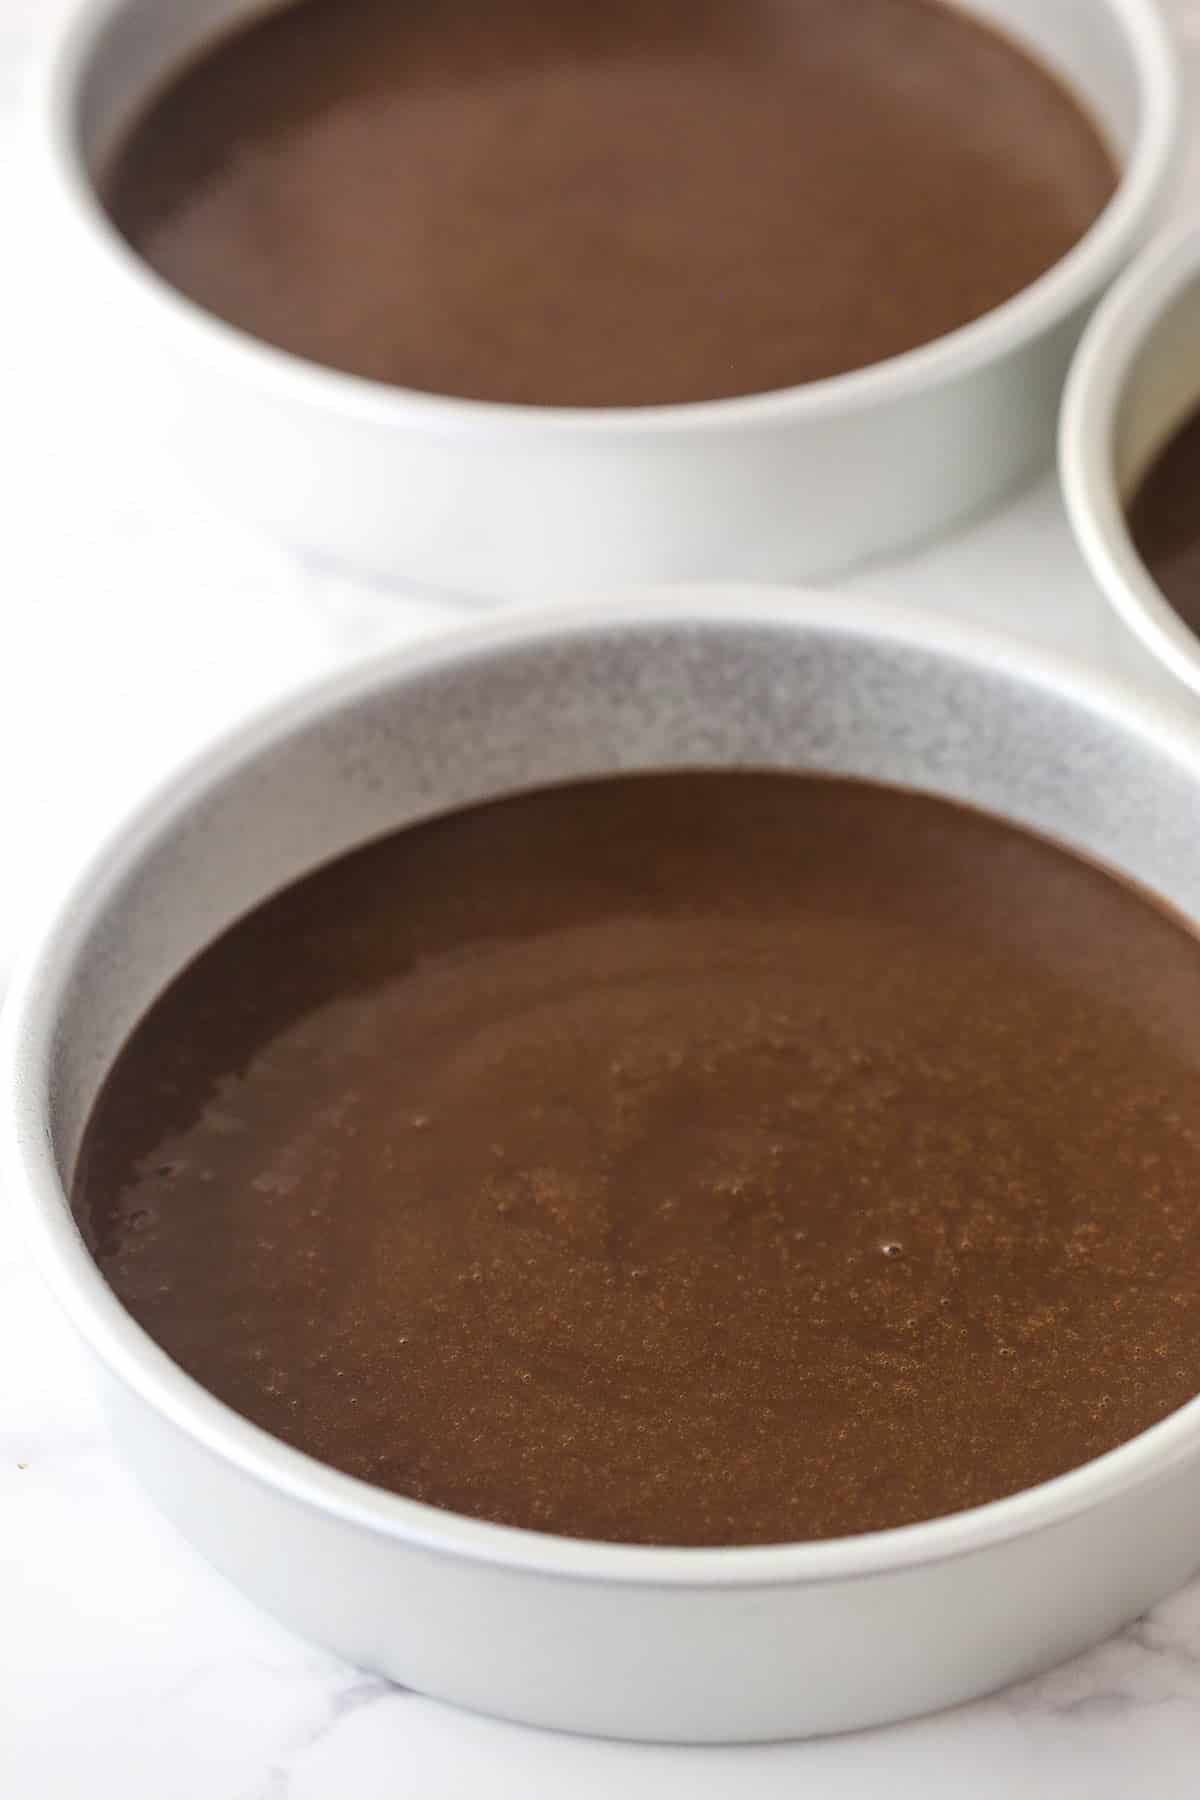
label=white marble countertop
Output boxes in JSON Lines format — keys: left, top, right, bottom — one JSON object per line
{"left": 7, "top": 3, "right": 1200, "bottom": 1792}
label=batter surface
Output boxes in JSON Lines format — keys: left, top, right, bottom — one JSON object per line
{"left": 104, "top": 0, "right": 1116, "bottom": 406}
{"left": 74, "top": 776, "right": 1200, "bottom": 1545}
{"left": 1130, "top": 408, "right": 1200, "bottom": 638}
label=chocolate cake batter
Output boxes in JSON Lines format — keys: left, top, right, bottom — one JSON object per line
{"left": 103, "top": 0, "right": 1116, "bottom": 407}
{"left": 74, "top": 776, "right": 1200, "bottom": 1546}
{"left": 1129, "top": 410, "right": 1200, "bottom": 636}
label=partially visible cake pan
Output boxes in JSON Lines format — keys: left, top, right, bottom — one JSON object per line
{"left": 1061, "top": 222, "right": 1200, "bottom": 701}
{"left": 8, "top": 591, "right": 1200, "bottom": 1743}
{"left": 36, "top": 0, "right": 1178, "bottom": 599}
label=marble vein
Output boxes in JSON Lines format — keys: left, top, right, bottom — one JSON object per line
{"left": 249, "top": 1674, "right": 404, "bottom": 1800}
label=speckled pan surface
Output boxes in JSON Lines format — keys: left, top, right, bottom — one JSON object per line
{"left": 9, "top": 591, "right": 1200, "bottom": 1742}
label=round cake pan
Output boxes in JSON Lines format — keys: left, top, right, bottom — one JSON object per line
{"left": 1061, "top": 222, "right": 1200, "bottom": 701}
{"left": 8, "top": 590, "right": 1200, "bottom": 1742}
{"left": 35, "top": 0, "right": 1179, "bottom": 599}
